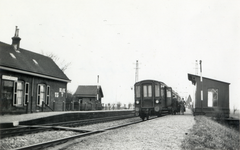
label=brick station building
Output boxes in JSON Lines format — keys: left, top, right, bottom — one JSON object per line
{"left": 0, "top": 27, "right": 71, "bottom": 114}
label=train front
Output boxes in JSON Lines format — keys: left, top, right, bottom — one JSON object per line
{"left": 134, "top": 80, "right": 163, "bottom": 120}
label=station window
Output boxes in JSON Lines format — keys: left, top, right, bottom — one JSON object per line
{"left": 13, "top": 81, "right": 24, "bottom": 106}
{"left": 208, "top": 89, "right": 218, "bottom": 107}
{"left": 55, "top": 92, "right": 59, "bottom": 97}
{"left": 143, "top": 84, "right": 152, "bottom": 98}
{"left": 135, "top": 85, "right": 140, "bottom": 98}
{"left": 155, "top": 84, "right": 160, "bottom": 97}
{"left": 2, "top": 80, "right": 14, "bottom": 105}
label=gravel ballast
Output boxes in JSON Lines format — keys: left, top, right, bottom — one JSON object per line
{"left": 0, "top": 130, "right": 79, "bottom": 150}
{"left": 53, "top": 112, "right": 195, "bottom": 150}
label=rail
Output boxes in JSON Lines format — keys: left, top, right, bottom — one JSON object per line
{"left": 0, "top": 114, "right": 135, "bottom": 138}
{"left": 15, "top": 117, "right": 150, "bottom": 150}
{"left": 42, "top": 101, "right": 54, "bottom": 112}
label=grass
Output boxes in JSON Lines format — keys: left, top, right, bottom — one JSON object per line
{"left": 181, "top": 116, "right": 239, "bottom": 150}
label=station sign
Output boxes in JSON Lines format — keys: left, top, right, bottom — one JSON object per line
{"left": 2, "top": 75, "right": 18, "bottom": 81}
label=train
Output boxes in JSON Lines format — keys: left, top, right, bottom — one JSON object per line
{"left": 134, "top": 80, "right": 181, "bottom": 120}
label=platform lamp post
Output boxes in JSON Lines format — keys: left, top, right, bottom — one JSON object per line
{"left": 199, "top": 60, "right": 203, "bottom": 114}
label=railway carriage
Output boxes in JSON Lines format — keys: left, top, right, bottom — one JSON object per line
{"left": 134, "top": 80, "right": 176, "bottom": 120}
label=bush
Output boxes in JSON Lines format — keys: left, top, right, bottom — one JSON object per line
{"left": 212, "top": 108, "right": 226, "bottom": 123}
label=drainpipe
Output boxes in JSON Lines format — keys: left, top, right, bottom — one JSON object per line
{"left": 30, "top": 78, "right": 34, "bottom": 113}
{"left": 200, "top": 60, "right": 203, "bottom": 114}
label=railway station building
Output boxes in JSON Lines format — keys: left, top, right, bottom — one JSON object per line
{"left": 73, "top": 85, "right": 104, "bottom": 110}
{"left": 188, "top": 73, "right": 230, "bottom": 117}
{"left": 0, "top": 27, "right": 71, "bottom": 114}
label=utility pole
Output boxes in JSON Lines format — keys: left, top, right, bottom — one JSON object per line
{"left": 195, "top": 60, "right": 198, "bottom": 75}
{"left": 135, "top": 60, "right": 139, "bottom": 83}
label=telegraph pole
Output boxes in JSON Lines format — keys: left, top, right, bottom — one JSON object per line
{"left": 195, "top": 60, "right": 198, "bottom": 75}
{"left": 135, "top": 60, "right": 139, "bottom": 83}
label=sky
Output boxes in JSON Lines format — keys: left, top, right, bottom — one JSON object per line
{"left": 0, "top": 0, "right": 239, "bottom": 109}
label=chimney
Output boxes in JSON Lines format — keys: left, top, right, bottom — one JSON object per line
{"left": 12, "top": 26, "right": 21, "bottom": 50}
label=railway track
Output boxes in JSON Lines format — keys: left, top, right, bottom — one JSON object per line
{"left": 6, "top": 116, "right": 160, "bottom": 150}
{"left": 0, "top": 114, "right": 135, "bottom": 138}
{"left": 15, "top": 117, "right": 158, "bottom": 150}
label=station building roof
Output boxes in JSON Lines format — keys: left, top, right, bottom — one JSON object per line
{"left": 188, "top": 73, "right": 230, "bottom": 85}
{"left": 74, "top": 85, "right": 104, "bottom": 98}
{"left": 0, "top": 41, "right": 70, "bottom": 83}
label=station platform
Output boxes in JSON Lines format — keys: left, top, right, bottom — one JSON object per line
{"left": 0, "top": 110, "right": 134, "bottom": 128}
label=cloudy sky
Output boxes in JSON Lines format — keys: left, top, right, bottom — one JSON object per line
{"left": 0, "top": 0, "right": 239, "bottom": 109}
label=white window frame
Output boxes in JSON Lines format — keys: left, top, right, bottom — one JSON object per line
{"left": 13, "top": 81, "right": 24, "bottom": 106}
{"left": 37, "top": 84, "right": 46, "bottom": 106}
{"left": 208, "top": 88, "right": 218, "bottom": 107}
{"left": 46, "top": 85, "right": 50, "bottom": 106}
{"left": 24, "top": 82, "right": 29, "bottom": 105}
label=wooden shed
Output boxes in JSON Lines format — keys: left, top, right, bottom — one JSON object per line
{"left": 188, "top": 73, "right": 230, "bottom": 117}
{"left": 73, "top": 85, "right": 103, "bottom": 110}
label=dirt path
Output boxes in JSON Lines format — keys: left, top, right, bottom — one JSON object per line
{"left": 52, "top": 109, "right": 195, "bottom": 150}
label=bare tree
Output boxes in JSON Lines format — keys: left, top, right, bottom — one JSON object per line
{"left": 117, "top": 102, "right": 121, "bottom": 109}
{"left": 128, "top": 103, "right": 132, "bottom": 109}
{"left": 42, "top": 51, "right": 71, "bottom": 72}
{"left": 111, "top": 103, "right": 115, "bottom": 110}
{"left": 233, "top": 105, "right": 238, "bottom": 114}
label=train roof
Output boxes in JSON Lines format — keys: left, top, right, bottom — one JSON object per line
{"left": 134, "top": 79, "right": 181, "bottom": 97}
{"left": 134, "top": 79, "right": 168, "bottom": 86}
{"left": 172, "top": 90, "right": 180, "bottom": 96}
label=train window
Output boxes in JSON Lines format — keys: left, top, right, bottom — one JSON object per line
{"left": 148, "top": 85, "right": 152, "bottom": 97}
{"left": 155, "top": 84, "right": 160, "bottom": 97}
{"left": 167, "top": 89, "right": 171, "bottom": 98}
{"left": 143, "top": 85, "right": 152, "bottom": 98}
{"left": 208, "top": 89, "right": 218, "bottom": 107}
{"left": 143, "top": 85, "right": 147, "bottom": 97}
{"left": 136, "top": 85, "right": 140, "bottom": 98}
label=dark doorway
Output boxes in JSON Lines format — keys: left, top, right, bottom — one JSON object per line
{"left": 1, "top": 80, "right": 14, "bottom": 112}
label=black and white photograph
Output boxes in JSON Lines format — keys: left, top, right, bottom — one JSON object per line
{"left": 0, "top": 0, "right": 239, "bottom": 149}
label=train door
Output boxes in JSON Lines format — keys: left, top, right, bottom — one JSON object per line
{"left": 160, "top": 84, "right": 166, "bottom": 107}
{"left": 142, "top": 84, "right": 153, "bottom": 108}
{"left": 134, "top": 84, "right": 141, "bottom": 116}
